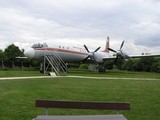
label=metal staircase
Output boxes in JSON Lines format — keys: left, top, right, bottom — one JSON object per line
{"left": 44, "top": 49, "right": 67, "bottom": 76}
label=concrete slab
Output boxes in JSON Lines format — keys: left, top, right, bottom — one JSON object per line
{"left": 34, "top": 115, "right": 128, "bottom": 120}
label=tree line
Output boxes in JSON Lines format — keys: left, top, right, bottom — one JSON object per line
{"left": 0, "top": 44, "right": 24, "bottom": 62}
{"left": 1, "top": 44, "right": 160, "bottom": 73}
{"left": 0, "top": 44, "right": 39, "bottom": 67}
{"left": 104, "top": 56, "right": 160, "bottom": 73}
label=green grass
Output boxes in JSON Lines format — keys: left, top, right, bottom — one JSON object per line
{"left": 0, "top": 69, "right": 160, "bottom": 120}
{"left": 0, "top": 70, "right": 45, "bottom": 77}
{"left": 68, "top": 69, "right": 160, "bottom": 79}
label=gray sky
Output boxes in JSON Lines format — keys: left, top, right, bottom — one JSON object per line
{"left": 0, "top": 0, "right": 160, "bottom": 55}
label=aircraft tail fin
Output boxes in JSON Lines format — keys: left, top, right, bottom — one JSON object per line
{"left": 102, "top": 36, "right": 109, "bottom": 53}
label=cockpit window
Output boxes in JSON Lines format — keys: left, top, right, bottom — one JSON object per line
{"left": 32, "top": 43, "right": 48, "bottom": 48}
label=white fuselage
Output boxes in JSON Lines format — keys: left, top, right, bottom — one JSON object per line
{"left": 24, "top": 40, "right": 110, "bottom": 63}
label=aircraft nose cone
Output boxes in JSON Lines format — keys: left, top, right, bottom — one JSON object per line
{"left": 24, "top": 48, "right": 35, "bottom": 59}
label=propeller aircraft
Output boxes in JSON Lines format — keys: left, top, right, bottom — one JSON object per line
{"left": 23, "top": 37, "right": 160, "bottom": 73}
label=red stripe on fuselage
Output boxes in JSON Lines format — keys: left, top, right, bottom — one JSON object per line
{"left": 34, "top": 48, "right": 88, "bottom": 56}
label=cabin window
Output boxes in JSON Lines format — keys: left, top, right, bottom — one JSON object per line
{"left": 43, "top": 43, "right": 48, "bottom": 47}
{"left": 32, "top": 43, "right": 48, "bottom": 48}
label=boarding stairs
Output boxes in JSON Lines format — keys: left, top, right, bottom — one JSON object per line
{"left": 44, "top": 49, "right": 67, "bottom": 76}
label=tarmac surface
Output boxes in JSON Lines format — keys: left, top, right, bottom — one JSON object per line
{"left": 0, "top": 75, "right": 160, "bottom": 81}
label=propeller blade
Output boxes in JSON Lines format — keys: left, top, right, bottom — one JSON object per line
{"left": 94, "top": 46, "right": 101, "bottom": 53}
{"left": 83, "top": 45, "right": 99, "bottom": 65}
{"left": 91, "top": 57, "right": 98, "bottom": 65}
{"left": 108, "top": 48, "right": 116, "bottom": 53}
{"left": 84, "top": 45, "right": 90, "bottom": 53}
{"left": 82, "top": 56, "right": 89, "bottom": 63}
{"left": 120, "top": 40, "right": 124, "bottom": 50}
{"left": 114, "top": 56, "right": 119, "bottom": 65}
{"left": 124, "top": 54, "right": 130, "bottom": 59}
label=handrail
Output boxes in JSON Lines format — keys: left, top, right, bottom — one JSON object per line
{"left": 44, "top": 49, "right": 67, "bottom": 76}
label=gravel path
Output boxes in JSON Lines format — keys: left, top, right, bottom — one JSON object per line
{"left": 0, "top": 75, "right": 159, "bottom": 81}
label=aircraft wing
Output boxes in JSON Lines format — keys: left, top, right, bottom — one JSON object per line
{"left": 103, "top": 54, "right": 160, "bottom": 60}
{"left": 102, "top": 56, "right": 116, "bottom": 60}
{"left": 129, "top": 54, "right": 160, "bottom": 58}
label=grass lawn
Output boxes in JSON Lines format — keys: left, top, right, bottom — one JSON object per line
{"left": 68, "top": 69, "right": 160, "bottom": 79}
{"left": 0, "top": 69, "right": 160, "bottom": 120}
{"left": 0, "top": 70, "right": 45, "bottom": 77}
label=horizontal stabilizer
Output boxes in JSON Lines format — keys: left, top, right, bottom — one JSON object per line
{"left": 16, "top": 56, "right": 28, "bottom": 59}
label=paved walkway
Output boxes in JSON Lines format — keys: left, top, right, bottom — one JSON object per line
{"left": 0, "top": 76, "right": 52, "bottom": 80}
{"left": 0, "top": 75, "right": 160, "bottom": 81}
{"left": 67, "top": 76, "right": 160, "bottom": 81}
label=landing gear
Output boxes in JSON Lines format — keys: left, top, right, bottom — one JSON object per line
{"left": 40, "top": 62, "right": 44, "bottom": 73}
{"left": 98, "top": 66, "right": 106, "bottom": 73}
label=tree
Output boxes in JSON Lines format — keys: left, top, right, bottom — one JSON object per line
{"left": 104, "top": 60, "right": 114, "bottom": 70}
{"left": 122, "top": 59, "right": 134, "bottom": 71}
{"left": 132, "top": 59, "right": 142, "bottom": 71}
{"left": 156, "top": 60, "right": 160, "bottom": 73}
{"left": 80, "top": 64, "right": 89, "bottom": 69}
{"left": 4, "top": 44, "right": 24, "bottom": 61}
{"left": 0, "top": 49, "right": 5, "bottom": 61}
{"left": 115, "top": 58, "right": 125, "bottom": 70}
{"left": 139, "top": 57, "right": 155, "bottom": 72}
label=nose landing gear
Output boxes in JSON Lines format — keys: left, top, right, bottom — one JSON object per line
{"left": 98, "top": 65, "right": 106, "bottom": 73}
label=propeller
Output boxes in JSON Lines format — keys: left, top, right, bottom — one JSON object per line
{"left": 108, "top": 41, "right": 130, "bottom": 64}
{"left": 83, "top": 45, "right": 101, "bottom": 64}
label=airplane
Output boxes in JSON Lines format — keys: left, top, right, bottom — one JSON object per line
{"left": 23, "top": 37, "right": 160, "bottom": 74}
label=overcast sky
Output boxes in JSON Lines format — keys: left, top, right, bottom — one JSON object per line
{"left": 0, "top": 0, "right": 160, "bottom": 55}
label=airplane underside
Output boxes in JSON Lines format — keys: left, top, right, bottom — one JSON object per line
{"left": 36, "top": 50, "right": 106, "bottom": 75}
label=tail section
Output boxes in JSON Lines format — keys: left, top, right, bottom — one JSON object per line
{"left": 102, "top": 36, "right": 110, "bottom": 53}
